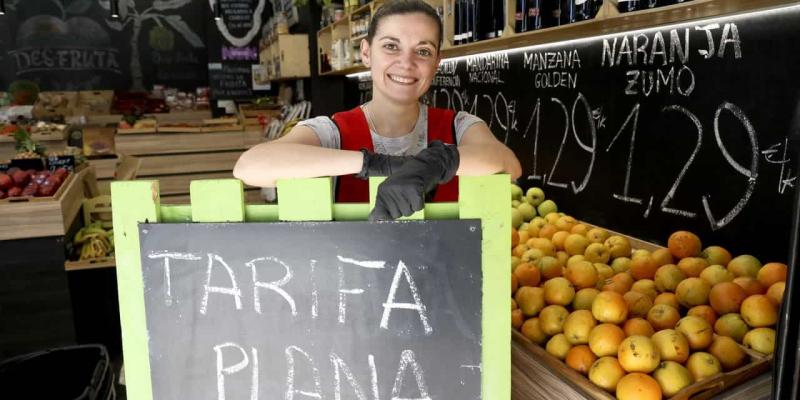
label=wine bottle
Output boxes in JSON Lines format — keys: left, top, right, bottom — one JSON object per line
{"left": 472, "top": 0, "right": 481, "bottom": 41}
{"left": 617, "top": 0, "right": 640, "bottom": 12}
{"left": 527, "top": 0, "right": 542, "bottom": 30}
{"left": 541, "top": 0, "right": 561, "bottom": 28}
{"left": 561, "top": 0, "right": 576, "bottom": 24}
{"left": 454, "top": 0, "right": 463, "bottom": 45}
{"left": 575, "top": 0, "right": 592, "bottom": 21}
{"left": 516, "top": 0, "right": 527, "bottom": 32}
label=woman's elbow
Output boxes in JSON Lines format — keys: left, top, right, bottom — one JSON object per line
{"left": 233, "top": 151, "right": 264, "bottom": 186}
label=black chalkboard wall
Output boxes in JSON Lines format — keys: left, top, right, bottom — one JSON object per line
{"left": 139, "top": 220, "right": 483, "bottom": 400}
{"left": 350, "top": 8, "right": 799, "bottom": 262}
{"left": 0, "top": 0, "right": 208, "bottom": 91}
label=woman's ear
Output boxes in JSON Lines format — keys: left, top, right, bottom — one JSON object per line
{"left": 360, "top": 39, "right": 371, "bottom": 67}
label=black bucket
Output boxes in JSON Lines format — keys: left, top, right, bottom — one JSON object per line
{"left": 0, "top": 344, "right": 114, "bottom": 400}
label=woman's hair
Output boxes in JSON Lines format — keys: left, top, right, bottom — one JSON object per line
{"left": 366, "top": 0, "right": 443, "bottom": 49}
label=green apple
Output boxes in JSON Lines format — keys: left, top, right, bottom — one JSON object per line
{"left": 537, "top": 199, "right": 558, "bottom": 217}
{"left": 511, "top": 256, "right": 522, "bottom": 272}
{"left": 511, "top": 208, "right": 523, "bottom": 229}
{"left": 520, "top": 222, "right": 529, "bottom": 232}
{"left": 517, "top": 202, "right": 536, "bottom": 222}
{"left": 512, "top": 200, "right": 521, "bottom": 208}
{"left": 525, "top": 187, "right": 546, "bottom": 207}
{"left": 511, "top": 184, "right": 524, "bottom": 201}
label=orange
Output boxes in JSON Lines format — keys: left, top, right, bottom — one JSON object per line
{"left": 511, "top": 228, "right": 520, "bottom": 248}
{"left": 654, "top": 292, "right": 681, "bottom": 311}
{"left": 602, "top": 272, "right": 634, "bottom": 294}
{"left": 555, "top": 215, "right": 578, "bottom": 232}
{"left": 701, "top": 245, "right": 733, "bottom": 267}
{"left": 647, "top": 304, "right": 681, "bottom": 330}
{"left": 757, "top": 262, "right": 788, "bottom": 288}
{"left": 733, "top": 276, "right": 766, "bottom": 296}
{"left": 588, "top": 357, "right": 626, "bottom": 392}
{"left": 616, "top": 373, "right": 662, "bottom": 400}
{"left": 740, "top": 295, "right": 777, "bottom": 328}
{"left": 654, "top": 264, "right": 685, "bottom": 292}
{"left": 624, "top": 291, "right": 653, "bottom": 319}
{"left": 630, "top": 254, "right": 658, "bottom": 280}
{"left": 708, "top": 336, "right": 747, "bottom": 371}
{"left": 687, "top": 305, "right": 718, "bottom": 328}
{"left": 667, "top": 230, "right": 702, "bottom": 259}
{"left": 514, "top": 262, "right": 542, "bottom": 287}
{"left": 511, "top": 274, "right": 519, "bottom": 296}
{"left": 727, "top": 254, "right": 762, "bottom": 278}
{"left": 512, "top": 309, "right": 524, "bottom": 330}
{"left": 521, "top": 317, "right": 548, "bottom": 345}
{"left": 565, "top": 260, "right": 599, "bottom": 289}
{"left": 565, "top": 345, "right": 598, "bottom": 375}
{"left": 651, "top": 329, "right": 690, "bottom": 363}
{"left": 588, "top": 323, "right": 626, "bottom": 357}
{"left": 551, "top": 230, "right": 570, "bottom": 251}
{"left": 651, "top": 248, "right": 675, "bottom": 267}
{"left": 676, "top": 316, "right": 713, "bottom": 350}
{"left": 570, "top": 223, "right": 590, "bottom": 235}
{"left": 677, "top": 257, "right": 709, "bottom": 278}
{"left": 623, "top": 318, "right": 655, "bottom": 337}
{"left": 592, "top": 291, "right": 629, "bottom": 324}
{"left": 618, "top": 336, "right": 661, "bottom": 373}
{"left": 767, "top": 281, "right": 785, "bottom": 305}
{"left": 676, "top": 277, "right": 711, "bottom": 308}
{"left": 709, "top": 282, "right": 746, "bottom": 314}
{"left": 538, "top": 223, "right": 559, "bottom": 240}
{"left": 543, "top": 277, "right": 576, "bottom": 306}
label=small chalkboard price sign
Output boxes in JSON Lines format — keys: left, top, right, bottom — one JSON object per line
{"left": 111, "top": 176, "right": 510, "bottom": 400}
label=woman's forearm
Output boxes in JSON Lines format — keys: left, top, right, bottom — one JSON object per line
{"left": 234, "top": 142, "right": 363, "bottom": 187}
{"left": 456, "top": 143, "right": 522, "bottom": 180}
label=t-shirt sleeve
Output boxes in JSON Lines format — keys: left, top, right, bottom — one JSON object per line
{"left": 453, "top": 111, "right": 486, "bottom": 144}
{"left": 296, "top": 116, "right": 341, "bottom": 149}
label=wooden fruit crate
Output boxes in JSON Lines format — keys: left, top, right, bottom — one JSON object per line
{"left": 64, "top": 256, "right": 116, "bottom": 271}
{"left": 511, "top": 222, "right": 774, "bottom": 399}
{"left": 0, "top": 166, "right": 99, "bottom": 240}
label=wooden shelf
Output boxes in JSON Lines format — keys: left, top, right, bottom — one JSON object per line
{"left": 320, "top": 64, "right": 368, "bottom": 76}
{"left": 65, "top": 256, "right": 116, "bottom": 271}
{"left": 318, "top": 0, "right": 799, "bottom": 77}
{"left": 351, "top": 33, "right": 368, "bottom": 42}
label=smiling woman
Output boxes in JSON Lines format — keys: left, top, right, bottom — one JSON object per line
{"left": 234, "top": 0, "right": 521, "bottom": 220}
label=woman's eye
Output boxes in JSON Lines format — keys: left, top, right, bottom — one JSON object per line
{"left": 417, "top": 49, "right": 433, "bottom": 57}
{"left": 383, "top": 43, "right": 398, "bottom": 51}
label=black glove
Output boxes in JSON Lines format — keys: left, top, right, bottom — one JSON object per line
{"left": 356, "top": 149, "right": 411, "bottom": 179}
{"left": 369, "top": 141, "right": 459, "bottom": 221}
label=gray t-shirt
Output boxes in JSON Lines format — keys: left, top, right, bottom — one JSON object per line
{"left": 297, "top": 103, "right": 484, "bottom": 156}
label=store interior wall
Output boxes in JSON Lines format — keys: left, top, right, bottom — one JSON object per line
{"left": 0, "top": 0, "right": 348, "bottom": 117}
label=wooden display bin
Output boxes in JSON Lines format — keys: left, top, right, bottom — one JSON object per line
{"left": 0, "top": 132, "right": 68, "bottom": 161}
{"left": 32, "top": 91, "right": 78, "bottom": 118}
{"left": 510, "top": 223, "right": 774, "bottom": 399}
{"left": 0, "top": 166, "right": 99, "bottom": 240}
{"left": 75, "top": 90, "right": 114, "bottom": 116}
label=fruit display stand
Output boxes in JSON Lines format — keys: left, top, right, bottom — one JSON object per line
{"left": 0, "top": 165, "right": 99, "bottom": 241}
{"left": 113, "top": 124, "right": 263, "bottom": 204}
{"left": 0, "top": 131, "right": 68, "bottom": 161}
{"left": 0, "top": 165, "right": 100, "bottom": 359}
{"left": 510, "top": 227, "right": 774, "bottom": 400}
{"left": 88, "top": 153, "right": 142, "bottom": 195}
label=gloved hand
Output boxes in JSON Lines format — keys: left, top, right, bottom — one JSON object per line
{"left": 369, "top": 141, "right": 459, "bottom": 221}
{"left": 356, "top": 149, "right": 411, "bottom": 179}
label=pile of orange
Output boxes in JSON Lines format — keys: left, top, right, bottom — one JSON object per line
{"left": 510, "top": 190, "right": 786, "bottom": 400}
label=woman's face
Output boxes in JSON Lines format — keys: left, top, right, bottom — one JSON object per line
{"left": 361, "top": 13, "right": 440, "bottom": 106}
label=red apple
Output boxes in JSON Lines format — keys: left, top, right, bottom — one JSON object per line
{"left": 8, "top": 187, "right": 22, "bottom": 197}
{"left": 54, "top": 168, "right": 69, "bottom": 179}
{"left": 11, "top": 170, "right": 30, "bottom": 187}
{"left": 0, "top": 189, "right": 6, "bottom": 199}
{"left": 0, "top": 173, "right": 12, "bottom": 190}
{"left": 22, "top": 183, "right": 38, "bottom": 196}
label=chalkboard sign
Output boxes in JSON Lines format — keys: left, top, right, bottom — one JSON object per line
{"left": 352, "top": 8, "right": 800, "bottom": 261}
{"left": 205, "top": 0, "right": 273, "bottom": 100}
{"left": 0, "top": 0, "right": 207, "bottom": 91}
{"left": 46, "top": 155, "right": 75, "bottom": 172}
{"left": 138, "top": 220, "right": 483, "bottom": 400}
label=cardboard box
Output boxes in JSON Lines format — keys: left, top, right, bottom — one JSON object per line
{"left": 82, "top": 125, "right": 116, "bottom": 157}
{"left": 75, "top": 91, "right": 114, "bottom": 116}
{"left": 33, "top": 91, "right": 78, "bottom": 118}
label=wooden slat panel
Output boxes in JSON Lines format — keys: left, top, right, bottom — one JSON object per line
{"left": 89, "top": 157, "right": 119, "bottom": 179}
{"left": 115, "top": 131, "right": 247, "bottom": 155}
{"left": 157, "top": 172, "right": 237, "bottom": 195}
{"left": 161, "top": 188, "right": 263, "bottom": 204}
{"left": 137, "top": 151, "right": 243, "bottom": 176}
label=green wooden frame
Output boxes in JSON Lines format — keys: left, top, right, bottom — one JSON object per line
{"left": 111, "top": 175, "right": 510, "bottom": 399}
